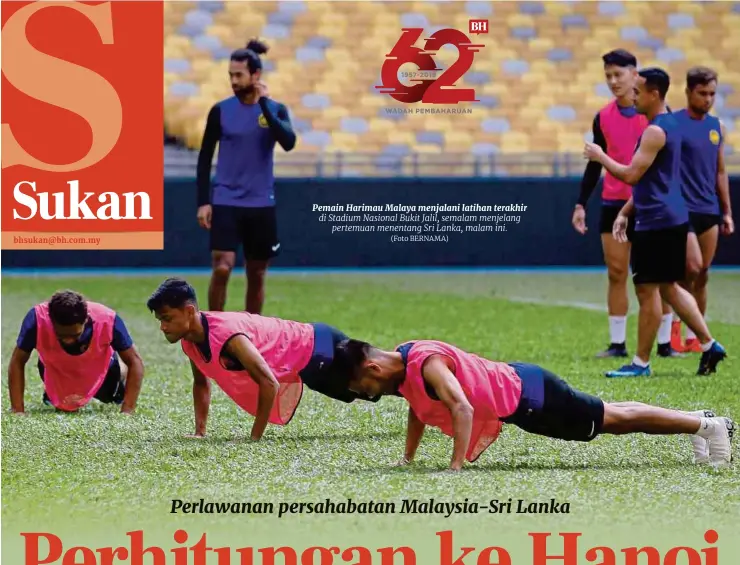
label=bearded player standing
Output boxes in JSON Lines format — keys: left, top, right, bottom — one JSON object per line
{"left": 670, "top": 67, "right": 735, "bottom": 353}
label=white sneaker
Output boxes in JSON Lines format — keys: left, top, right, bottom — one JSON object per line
{"left": 707, "top": 417, "right": 736, "bottom": 468}
{"left": 687, "top": 410, "right": 714, "bottom": 464}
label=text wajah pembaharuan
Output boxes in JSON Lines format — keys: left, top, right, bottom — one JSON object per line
{"left": 170, "top": 498, "right": 570, "bottom": 519}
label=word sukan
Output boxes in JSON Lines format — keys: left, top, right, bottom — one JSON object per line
{"left": 13, "top": 180, "right": 152, "bottom": 220}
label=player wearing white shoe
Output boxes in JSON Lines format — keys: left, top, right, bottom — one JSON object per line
{"left": 686, "top": 410, "right": 735, "bottom": 467}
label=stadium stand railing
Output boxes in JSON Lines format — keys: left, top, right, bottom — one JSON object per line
{"left": 164, "top": 146, "right": 740, "bottom": 178}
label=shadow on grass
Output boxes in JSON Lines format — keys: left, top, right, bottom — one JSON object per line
{"left": 177, "top": 431, "right": 405, "bottom": 446}
{"left": 372, "top": 458, "right": 692, "bottom": 473}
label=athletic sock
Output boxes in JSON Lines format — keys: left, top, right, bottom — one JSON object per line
{"left": 696, "top": 417, "right": 716, "bottom": 438}
{"left": 632, "top": 356, "right": 649, "bottom": 368}
{"left": 657, "top": 314, "right": 673, "bottom": 345}
{"left": 609, "top": 316, "right": 627, "bottom": 346}
{"left": 701, "top": 339, "right": 716, "bottom": 353}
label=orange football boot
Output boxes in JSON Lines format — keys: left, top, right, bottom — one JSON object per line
{"left": 683, "top": 338, "right": 703, "bottom": 353}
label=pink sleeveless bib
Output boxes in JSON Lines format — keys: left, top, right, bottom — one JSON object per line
{"left": 35, "top": 301, "right": 116, "bottom": 412}
{"left": 599, "top": 100, "right": 648, "bottom": 200}
{"left": 181, "top": 311, "right": 314, "bottom": 425}
{"left": 398, "top": 340, "right": 522, "bottom": 462}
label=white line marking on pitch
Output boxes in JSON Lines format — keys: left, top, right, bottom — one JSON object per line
{"left": 508, "top": 296, "right": 608, "bottom": 312}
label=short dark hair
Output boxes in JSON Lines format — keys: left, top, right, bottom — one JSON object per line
{"left": 230, "top": 38, "right": 269, "bottom": 74}
{"left": 602, "top": 49, "right": 637, "bottom": 68}
{"left": 686, "top": 66, "right": 718, "bottom": 91}
{"left": 146, "top": 278, "right": 198, "bottom": 312}
{"left": 48, "top": 290, "right": 88, "bottom": 326}
{"left": 334, "top": 339, "right": 374, "bottom": 382}
{"left": 639, "top": 67, "right": 671, "bottom": 100}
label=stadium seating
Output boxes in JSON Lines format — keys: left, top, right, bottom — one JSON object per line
{"left": 164, "top": 1, "right": 740, "bottom": 175}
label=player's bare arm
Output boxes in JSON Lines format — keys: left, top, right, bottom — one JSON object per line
{"left": 117, "top": 345, "right": 144, "bottom": 415}
{"left": 585, "top": 125, "right": 666, "bottom": 185}
{"left": 717, "top": 121, "right": 734, "bottom": 236}
{"left": 421, "top": 354, "right": 474, "bottom": 471}
{"left": 224, "top": 334, "right": 280, "bottom": 441}
{"left": 189, "top": 360, "right": 211, "bottom": 438}
{"left": 617, "top": 196, "right": 635, "bottom": 219}
{"left": 7, "top": 347, "right": 31, "bottom": 414}
{"left": 399, "top": 406, "right": 426, "bottom": 465}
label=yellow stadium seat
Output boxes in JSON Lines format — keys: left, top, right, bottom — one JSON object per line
{"left": 506, "top": 14, "right": 535, "bottom": 28}
{"left": 415, "top": 144, "right": 443, "bottom": 154}
{"left": 478, "top": 83, "right": 508, "bottom": 96}
{"left": 322, "top": 106, "right": 350, "bottom": 120}
{"left": 543, "top": 2, "right": 574, "bottom": 16}
{"left": 678, "top": 2, "right": 705, "bottom": 14}
{"left": 592, "top": 26, "right": 620, "bottom": 40}
{"left": 521, "top": 72, "right": 547, "bottom": 86}
{"left": 722, "top": 35, "right": 740, "bottom": 50}
{"left": 529, "top": 60, "right": 557, "bottom": 75}
{"left": 330, "top": 133, "right": 360, "bottom": 149}
{"left": 608, "top": 14, "right": 642, "bottom": 28}
{"left": 528, "top": 38, "right": 555, "bottom": 53}
{"left": 537, "top": 120, "right": 568, "bottom": 134}
{"left": 501, "top": 129, "right": 530, "bottom": 144}
{"left": 189, "top": 58, "right": 214, "bottom": 81}
{"left": 517, "top": 102, "right": 544, "bottom": 118}
{"left": 368, "top": 119, "right": 396, "bottom": 133}
{"left": 387, "top": 130, "right": 416, "bottom": 145}
{"left": 445, "top": 131, "right": 473, "bottom": 147}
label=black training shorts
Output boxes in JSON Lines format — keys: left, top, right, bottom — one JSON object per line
{"left": 210, "top": 205, "right": 280, "bottom": 261}
{"left": 630, "top": 223, "right": 688, "bottom": 285}
{"left": 502, "top": 363, "right": 605, "bottom": 442}
{"left": 688, "top": 212, "right": 721, "bottom": 237}
{"left": 599, "top": 204, "right": 634, "bottom": 242}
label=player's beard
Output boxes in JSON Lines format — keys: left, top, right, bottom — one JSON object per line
{"left": 233, "top": 84, "right": 254, "bottom": 98}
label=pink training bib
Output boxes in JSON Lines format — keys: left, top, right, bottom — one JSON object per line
{"left": 182, "top": 311, "right": 314, "bottom": 425}
{"left": 599, "top": 100, "right": 648, "bottom": 200}
{"left": 398, "top": 340, "right": 522, "bottom": 462}
{"left": 35, "top": 301, "right": 116, "bottom": 412}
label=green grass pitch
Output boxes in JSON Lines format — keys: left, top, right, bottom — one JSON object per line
{"left": 2, "top": 271, "right": 738, "bottom": 535}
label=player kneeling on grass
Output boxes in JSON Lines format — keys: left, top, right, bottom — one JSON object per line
{"left": 335, "top": 339, "right": 735, "bottom": 470}
{"left": 7, "top": 290, "right": 144, "bottom": 414}
{"left": 146, "top": 278, "right": 378, "bottom": 441}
